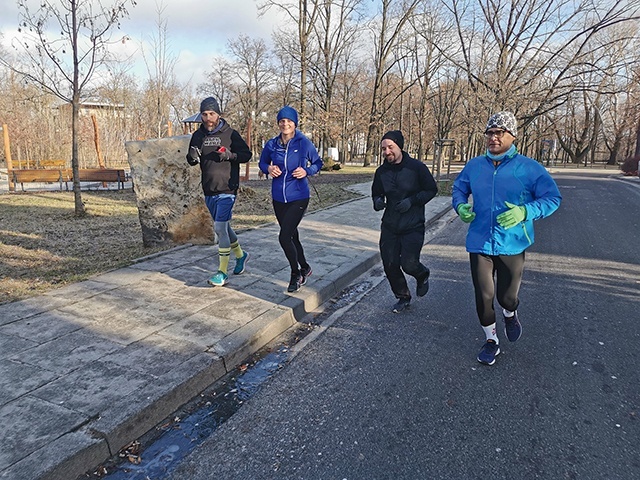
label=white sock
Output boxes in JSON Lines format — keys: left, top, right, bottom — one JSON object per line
{"left": 482, "top": 323, "right": 499, "bottom": 343}
{"left": 502, "top": 308, "right": 515, "bottom": 318}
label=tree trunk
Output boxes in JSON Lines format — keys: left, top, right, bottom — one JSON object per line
{"left": 71, "top": 0, "right": 85, "bottom": 216}
{"left": 635, "top": 117, "right": 640, "bottom": 157}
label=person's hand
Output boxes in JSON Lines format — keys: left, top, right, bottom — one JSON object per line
{"left": 373, "top": 197, "right": 386, "bottom": 211}
{"left": 457, "top": 203, "right": 476, "bottom": 223}
{"left": 292, "top": 167, "right": 307, "bottom": 179}
{"left": 268, "top": 165, "right": 282, "bottom": 177}
{"left": 218, "top": 146, "right": 237, "bottom": 162}
{"left": 395, "top": 198, "right": 412, "bottom": 213}
{"left": 497, "top": 201, "right": 526, "bottom": 229}
{"left": 187, "top": 146, "right": 200, "bottom": 166}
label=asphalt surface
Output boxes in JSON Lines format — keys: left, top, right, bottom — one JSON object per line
{"left": 0, "top": 181, "right": 452, "bottom": 480}
{"left": 167, "top": 171, "right": 640, "bottom": 480}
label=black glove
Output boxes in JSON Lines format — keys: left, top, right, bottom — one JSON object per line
{"left": 373, "top": 197, "right": 386, "bottom": 211}
{"left": 187, "top": 146, "right": 200, "bottom": 166}
{"left": 395, "top": 198, "right": 412, "bottom": 213}
{"left": 218, "top": 148, "right": 237, "bottom": 162}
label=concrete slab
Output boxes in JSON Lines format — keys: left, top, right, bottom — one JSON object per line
{"left": 0, "top": 396, "right": 89, "bottom": 471}
{"left": 0, "top": 184, "right": 453, "bottom": 479}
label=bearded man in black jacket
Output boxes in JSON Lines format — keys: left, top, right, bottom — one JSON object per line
{"left": 371, "top": 130, "right": 438, "bottom": 313}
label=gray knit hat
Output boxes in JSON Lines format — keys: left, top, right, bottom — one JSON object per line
{"left": 200, "top": 97, "right": 221, "bottom": 114}
{"left": 485, "top": 111, "right": 517, "bottom": 137}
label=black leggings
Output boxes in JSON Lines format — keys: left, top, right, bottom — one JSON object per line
{"left": 379, "top": 226, "right": 429, "bottom": 300}
{"left": 469, "top": 252, "right": 525, "bottom": 326}
{"left": 273, "top": 198, "right": 309, "bottom": 274}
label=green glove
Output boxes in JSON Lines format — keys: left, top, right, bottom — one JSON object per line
{"left": 497, "top": 201, "right": 526, "bottom": 229}
{"left": 457, "top": 203, "right": 476, "bottom": 223}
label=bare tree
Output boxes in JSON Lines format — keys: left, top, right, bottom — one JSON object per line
{"left": 362, "top": 0, "right": 421, "bottom": 166}
{"left": 258, "top": 0, "right": 321, "bottom": 128}
{"left": 141, "top": 1, "right": 181, "bottom": 138}
{"left": 227, "top": 35, "right": 274, "bottom": 151}
{"left": 409, "top": 5, "right": 454, "bottom": 162}
{"left": 198, "top": 56, "right": 234, "bottom": 112}
{"left": 270, "top": 41, "right": 299, "bottom": 108}
{"left": 1, "top": 0, "right": 136, "bottom": 215}
{"left": 441, "top": 0, "right": 640, "bottom": 134}
{"left": 307, "top": 0, "right": 365, "bottom": 154}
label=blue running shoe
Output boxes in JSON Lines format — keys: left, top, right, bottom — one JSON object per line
{"left": 477, "top": 339, "right": 500, "bottom": 365}
{"left": 208, "top": 271, "right": 228, "bottom": 286}
{"left": 504, "top": 312, "right": 522, "bottom": 342}
{"left": 233, "top": 252, "right": 249, "bottom": 275}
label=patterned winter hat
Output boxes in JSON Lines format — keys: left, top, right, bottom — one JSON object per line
{"left": 485, "top": 111, "right": 517, "bottom": 137}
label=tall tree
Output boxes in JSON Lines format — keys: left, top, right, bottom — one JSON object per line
{"left": 258, "top": 0, "right": 321, "bottom": 128}
{"left": 1, "top": 0, "right": 136, "bottom": 215}
{"left": 140, "top": 1, "right": 181, "bottom": 138}
{"left": 227, "top": 35, "right": 274, "bottom": 151}
{"left": 441, "top": 0, "right": 640, "bottom": 135}
{"left": 363, "top": 0, "right": 421, "bottom": 166}
{"left": 308, "top": 0, "right": 364, "bottom": 154}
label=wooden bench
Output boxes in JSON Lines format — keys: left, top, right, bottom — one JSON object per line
{"left": 10, "top": 168, "right": 126, "bottom": 191}
{"left": 38, "top": 159, "right": 67, "bottom": 169}
{"left": 76, "top": 168, "right": 127, "bottom": 189}
{"left": 11, "top": 169, "right": 72, "bottom": 191}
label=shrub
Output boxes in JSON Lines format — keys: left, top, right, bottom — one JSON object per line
{"left": 321, "top": 157, "right": 341, "bottom": 171}
{"left": 620, "top": 155, "right": 639, "bottom": 176}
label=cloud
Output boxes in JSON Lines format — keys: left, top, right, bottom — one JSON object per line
{"left": 0, "top": 0, "right": 281, "bottom": 84}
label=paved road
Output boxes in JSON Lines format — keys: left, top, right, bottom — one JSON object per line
{"left": 169, "top": 172, "right": 640, "bottom": 480}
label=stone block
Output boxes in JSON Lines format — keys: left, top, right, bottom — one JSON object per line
{"left": 125, "top": 136, "right": 214, "bottom": 247}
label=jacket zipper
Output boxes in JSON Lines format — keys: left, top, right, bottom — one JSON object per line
{"left": 491, "top": 165, "right": 498, "bottom": 254}
{"left": 282, "top": 141, "right": 290, "bottom": 202}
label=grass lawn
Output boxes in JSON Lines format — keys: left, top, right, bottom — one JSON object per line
{"left": 0, "top": 164, "right": 452, "bottom": 304}
{"left": 0, "top": 166, "right": 377, "bottom": 304}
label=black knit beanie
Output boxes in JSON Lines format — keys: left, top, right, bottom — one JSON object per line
{"left": 381, "top": 130, "right": 404, "bottom": 150}
{"left": 200, "top": 97, "right": 221, "bottom": 114}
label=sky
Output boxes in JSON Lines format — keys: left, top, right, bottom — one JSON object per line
{"left": 0, "top": 0, "right": 281, "bottom": 85}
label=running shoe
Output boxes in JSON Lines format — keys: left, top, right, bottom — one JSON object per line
{"left": 208, "top": 271, "right": 228, "bottom": 287}
{"left": 392, "top": 298, "right": 411, "bottom": 313}
{"left": 504, "top": 311, "right": 522, "bottom": 342}
{"left": 299, "top": 265, "right": 312, "bottom": 286}
{"left": 416, "top": 269, "right": 430, "bottom": 297}
{"left": 287, "top": 273, "right": 302, "bottom": 292}
{"left": 233, "top": 252, "right": 249, "bottom": 275}
{"left": 477, "top": 339, "right": 500, "bottom": 365}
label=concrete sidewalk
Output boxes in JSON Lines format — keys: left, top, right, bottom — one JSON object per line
{"left": 0, "top": 183, "right": 452, "bottom": 480}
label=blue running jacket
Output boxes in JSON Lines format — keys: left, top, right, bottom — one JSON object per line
{"left": 452, "top": 153, "right": 561, "bottom": 255}
{"left": 259, "top": 130, "right": 323, "bottom": 203}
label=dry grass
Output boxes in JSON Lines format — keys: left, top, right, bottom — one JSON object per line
{"left": 0, "top": 167, "right": 376, "bottom": 304}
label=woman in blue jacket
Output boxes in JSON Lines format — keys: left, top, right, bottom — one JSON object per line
{"left": 259, "top": 106, "right": 323, "bottom": 292}
{"left": 452, "top": 111, "right": 561, "bottom": 366}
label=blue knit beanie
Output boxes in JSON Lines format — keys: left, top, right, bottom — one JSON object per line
{"left": 277, "top": 106, "right": 298, "bottom": 126}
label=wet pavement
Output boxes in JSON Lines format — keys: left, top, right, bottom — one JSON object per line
{"left": 0, "top": 181, "right": 452, "bottom": 480}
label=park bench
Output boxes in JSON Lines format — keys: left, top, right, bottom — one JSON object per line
{"left": 38, "top": 159, "right": 67, "bottom": 169}
{"left": 10, "top": 168, "right": 127, "bottom": 191}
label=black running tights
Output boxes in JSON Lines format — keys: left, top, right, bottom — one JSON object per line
{"left": 273, "top": 198, "right": 309, "bottom": 274}
{"left": 469, "top": 252, "right": 525, "bottom": 326}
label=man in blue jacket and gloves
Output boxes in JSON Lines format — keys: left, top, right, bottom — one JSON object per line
{"left": 452, "top": 111, "right": 561, "bottom": 366}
